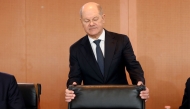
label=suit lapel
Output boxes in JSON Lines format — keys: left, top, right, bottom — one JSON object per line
{"left": 79, "top": 36, "right": 104, "bottom": 80}
{"left": 104, "top": 31, "right": 117, "bottom": 81}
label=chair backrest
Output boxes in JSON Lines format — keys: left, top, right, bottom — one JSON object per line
{"left": 68, "top": 85, "right": 145, "bottom": 109}
{"left": 18, "top": 83, "right": 41, "bottom": 109}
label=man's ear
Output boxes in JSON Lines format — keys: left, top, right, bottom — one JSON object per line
{"left": 102, "top": 14, "right": 106, "bottom": 23}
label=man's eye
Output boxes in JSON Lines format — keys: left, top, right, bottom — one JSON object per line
{"left": 93, "top": 18, "right": 99, "bottom": 21}
{"left": 84, "top": 20, "right": 90, "bottom": 23}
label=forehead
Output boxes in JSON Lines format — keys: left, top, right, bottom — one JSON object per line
{"left": 81, "top": 7, "right": 100, "bottom": 19}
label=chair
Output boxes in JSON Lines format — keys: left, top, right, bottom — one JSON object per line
{"left": 68, "top": 85, "right": 145, "bottom": 109}
{"left": 18, "top": 83, "right": 41, "bottom": 109}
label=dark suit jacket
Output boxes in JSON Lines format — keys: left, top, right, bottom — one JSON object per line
{"left": 67, "top": 30, "right": 145, "bottom": 87}
{"left": 0, "top": 72, "right": 25, "bottom": 109}
{"left": 179, "top": 77, "right": 190, "bottom": 109}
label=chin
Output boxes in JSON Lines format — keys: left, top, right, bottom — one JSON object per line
{"left": 88, "top": 30, "right": 99, "bottom": 35}
{"left": 88, "top": 33, "right": 98, "bottom": 37}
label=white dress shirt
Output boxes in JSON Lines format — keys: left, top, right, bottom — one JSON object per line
{"left": 88, "top": 29, "right": 105, "bottom": 60}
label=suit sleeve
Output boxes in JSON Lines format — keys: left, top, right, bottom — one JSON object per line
{"left": 123, "top": 36, "right": 145, "bottom": 84}
{"left": 8, "top": 76, "right": 26, "bottom": 109}
{"left": 66, "top": 45, "right": 83, "bottom": 88}
{"left": 179, "top": 77, "right": 190, "bottom": 109}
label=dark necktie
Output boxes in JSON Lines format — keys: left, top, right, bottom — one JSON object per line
{"left": 94, "top": 40, "right": 104, "bottom": 75}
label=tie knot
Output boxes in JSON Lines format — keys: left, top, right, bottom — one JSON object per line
{"left": 93, "top": 40, "right": 101, "bottom": 45}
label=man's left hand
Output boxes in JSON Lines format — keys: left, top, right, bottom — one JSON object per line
{"left": 137, "top": 81, "right": 149, "bottom": 101}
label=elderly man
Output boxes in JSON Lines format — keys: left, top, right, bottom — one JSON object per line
{"left": 0, "top": 72, "right": 25, "bottom": 109}
{"left": 179, "top": 77, "right": 190, "bottom": 109}
{"left": 65, "top": 2, "right": 149, "bottom": 102}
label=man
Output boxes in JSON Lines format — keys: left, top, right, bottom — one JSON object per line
{"left": 65, "top": 2, "right": 149, "bottom": 102}
{"left": 0, "top": 72, "right": 25, "bottom": 109}
{"left": 179, "top": 77, "right": 190, "bottom": 109}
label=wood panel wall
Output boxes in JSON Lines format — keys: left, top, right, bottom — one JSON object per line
{"left": 0, "top": 0, "right": 190, "bottom": 109}
{"left": 137, "top": 0, "right": 190, "bottom": 109}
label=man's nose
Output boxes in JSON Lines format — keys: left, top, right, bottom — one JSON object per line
{"left": 89, "top": 20, "right": 95, "bottom": 26}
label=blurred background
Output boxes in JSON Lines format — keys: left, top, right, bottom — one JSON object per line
{"left": 0, "top": 0, "right": 190, "bottom": 109}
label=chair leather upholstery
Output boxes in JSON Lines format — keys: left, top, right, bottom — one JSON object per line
{"left": 18, "top": 83, "right": 41, "bottom": 109}
{"left": 68, "top": 85, "right": 145, "bottom": 109}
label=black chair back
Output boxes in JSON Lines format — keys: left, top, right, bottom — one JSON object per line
{"left": 68, "top": 85, "right": 145, "bottom": 109}
{"left": 18, "top": 83, "right": 41, "bottom": 109}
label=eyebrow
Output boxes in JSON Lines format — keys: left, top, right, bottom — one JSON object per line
{"left": 83, "top": 16, "right": 99, "bottom": 20}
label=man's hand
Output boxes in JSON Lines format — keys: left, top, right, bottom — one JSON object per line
{"left": 65, "top": 82, "right": 77, "bottom": 102}
{"left": 137, "top": 81, "right": 149, "bottom": 101}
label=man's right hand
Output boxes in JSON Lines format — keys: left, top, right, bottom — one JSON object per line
{"left": 65, "top": 82, "right": 77, "bottom": 102}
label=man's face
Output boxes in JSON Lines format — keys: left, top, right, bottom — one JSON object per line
{"left": 80, "top": 8, "right": 105, "bottom": 39}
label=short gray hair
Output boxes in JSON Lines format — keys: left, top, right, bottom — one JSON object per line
{"left": 79, "top": 3, "right": 103, "bottom": 18}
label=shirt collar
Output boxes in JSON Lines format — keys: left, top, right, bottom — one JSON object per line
{"left": 88, "top": 29, "right": 105, "bottom": 44}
